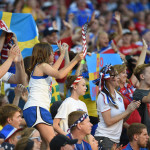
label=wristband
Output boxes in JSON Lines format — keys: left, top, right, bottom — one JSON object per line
{"left": 81, "top": 59, "right": 86, "bottom": 64}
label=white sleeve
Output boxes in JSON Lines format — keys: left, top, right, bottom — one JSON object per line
{"left": 1, "top": 72, "right": 13, "bottom": 83}
{"left": 97, "top": 92, "right": 111, "bottom": 113}
{"left": 55, "top": 101, "right": 68, "bottom": 119}
{"left": 83, "top": 103, "right": 88, "bottom": 114}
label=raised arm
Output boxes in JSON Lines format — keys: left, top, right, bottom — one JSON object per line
{"left": 8, "top": 46, "right": 27, "bottom": 85}
{"left": 41, "top": 52, "right": 83, "bottom": 79}
{"left": 8, "top": 34, "right": 28, "bottom": 85}
{"left": 52, "top": 42, "right": 68, "bottom": 69}
{"left": 0, "top": 44, "right": 19, "bottom": 79}
{"left": 114, "top": 12, "right": 122, "bottom": 43}
{"left": 0, "top": 31, "right": 6, "bottom": 52}
{"left": 12, "top": 84, "right": 25, "bottom": 106}
{"left": 130, "top": 39, "right": 147, "bottom": 87}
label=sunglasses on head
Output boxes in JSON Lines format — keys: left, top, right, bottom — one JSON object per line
{"left": 30, "top": 136, "right": 41, "bottom": 142}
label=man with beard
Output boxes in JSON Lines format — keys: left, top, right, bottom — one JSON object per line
{"left": 123, "top": 123, "right": 149, "bottom": 150}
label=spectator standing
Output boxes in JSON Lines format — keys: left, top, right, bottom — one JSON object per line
{"left": 133, "top": 64, "right": 150, "bottom": 134}
{"left": 53, "top": 75, "right": 88, "bottom": 135}
{"left": 93, "top": 65, "right": 140, "bottom": 149}
{"left": 23, "top": 42, "right": 83, "bottom": 149}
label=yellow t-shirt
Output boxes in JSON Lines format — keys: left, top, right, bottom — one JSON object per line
{"left": 0, "top": 125, "right": 3, "bottom": 131}
{"left": 79, "top": 80, "right": 97, "bottom": 117}
{"left": 51, "top": 78, "right": 61, "bottom": 105}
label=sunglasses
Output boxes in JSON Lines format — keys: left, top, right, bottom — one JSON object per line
{"left": 110, "top": 74, "right": 119, "bottom": 78}
{"left": 30, "top": 136, "right": 41, "bottom": 142}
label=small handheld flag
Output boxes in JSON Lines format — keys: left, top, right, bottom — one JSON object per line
{"left": 82, "top": 23, "right": 88, "bottom": 58}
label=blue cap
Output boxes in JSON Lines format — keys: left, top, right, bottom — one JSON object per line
{"left": 0, "top": 124, "right": 17, "bottom": 142}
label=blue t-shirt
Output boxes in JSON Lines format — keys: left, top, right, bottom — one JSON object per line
{"left": 67, "top": 8, "right": 92, "bottom": 27}
{"left": 123, "top": 143, "right": 148, "bottom": 150}
{"left": 67, "top": 133, "right": 92, "bottom": 150}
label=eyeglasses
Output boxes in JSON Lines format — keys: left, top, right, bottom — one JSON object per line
{"left": 30, "top": 136, "right": 41, "bottom": 142}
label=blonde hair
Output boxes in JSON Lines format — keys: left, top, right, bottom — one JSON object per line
{"left": 21, "top": 127, "right": 35, "bottom": 138}
{"left": 96, "top": 31, "right": 107, "bottom": 50}
{"left": 134, "top": 64, "right": 150, "bottom": 81}
{"left": 113, "top": 64, "right": 127, "bottom": 74}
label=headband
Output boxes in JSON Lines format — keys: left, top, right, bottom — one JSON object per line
{"left": 93, "top": 64, "right": 112, "bottom": 91}
{"left": 69, "top": 113, "right": 88, "bottom": 130}
{"left": 70, "top": 76, "right": 83, "bottom": 87}
{"left": 29, "top": 129, "right": 36, "bottom": 138}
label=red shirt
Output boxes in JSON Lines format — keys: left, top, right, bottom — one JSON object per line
{"left": 54, "top": 36, "right": 74, "bottom": 83}
{"left": 119, "top": 82, "right": 141, "bottom": 124}
{"left": 98, "top": 40, "right": 116, "bottom": 54}
{"left": 135, "top": 22, "right": 146, "bottom": 33}
{"left": 119, "top": 44, "right": 139, "bottom": 56}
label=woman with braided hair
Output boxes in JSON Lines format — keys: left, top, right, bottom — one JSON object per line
{"left": 53, "top": 75, "right": 88, "bottom": 135}
{"left": 93, "top": 65, "right": 141, "bottom": 149}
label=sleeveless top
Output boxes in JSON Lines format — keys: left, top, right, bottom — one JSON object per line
{"left": 24, "top": 65, "right": 52, "bottom": 111}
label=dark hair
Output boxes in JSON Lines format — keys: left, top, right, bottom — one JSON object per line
{"left": 134, "top": 64, "right": 150, "bottom": 81}
{"left": 0, "top": 104, "right": 21, "bottom": 126}
{"left": 23, "top": 56, "right": 31, "bottom": 80}
{"left": 69, "top": 51, "right": 79, "bottom": 70}
{"left": 66, "top": 75, "right": 78, "bottom": 91}
{"left": 127, "top": 123, "right": 147, "bottom": 142}
{"left": 29, "top": 42, "right": 53, "bottom": 72}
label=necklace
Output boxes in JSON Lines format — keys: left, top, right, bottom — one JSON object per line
{"left": 69, "top": 133, "right": 85, "bottom": 150}
{"left": 74, "top": 142, "right": 85, "bottom": 150}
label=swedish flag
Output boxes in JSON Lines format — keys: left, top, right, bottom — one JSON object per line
{"left": 0, "top": 11, "right": 39, "bottom": 58}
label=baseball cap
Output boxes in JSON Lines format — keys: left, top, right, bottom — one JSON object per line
{"left": 50, "top": 134, "right": 78, "bottom": 150}
{"left": 122, "top": 29, "right": 131, "bottom": 35}
{"left": 0, "top": 124, "right": 22, "bottom": 142}
{"left": 43, "top": 27, "right": 58, "bottom": 37}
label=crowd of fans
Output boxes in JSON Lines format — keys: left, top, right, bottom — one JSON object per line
{"left": 0, "top": 0, "right": 150, "bottom": 150}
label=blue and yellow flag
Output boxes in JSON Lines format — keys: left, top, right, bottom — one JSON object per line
{"left": 0, "top": 11, "right": 39, "bottom": 58}
{"left": 86, "top": 54, "right": 122, "bottom": 101}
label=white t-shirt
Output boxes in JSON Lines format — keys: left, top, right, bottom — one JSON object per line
{"left": 95, "top": 90, "right": 125, "bottom": 143}
{"left": 55, "top": 97, "right": 88, "bottom": 133}
{"left": 0, "top": 72, "right": 12, "bottom": 91}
